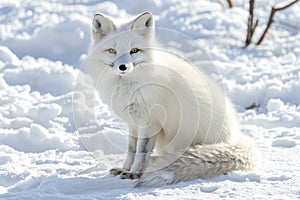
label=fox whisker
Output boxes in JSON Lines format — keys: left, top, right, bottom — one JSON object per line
{"left": 103, "top": 60, "right": 113, "bottom": 67}
{"left": 133, "top": 60, "right": 149, "bottom": 66}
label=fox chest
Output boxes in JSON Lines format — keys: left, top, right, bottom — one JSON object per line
{"left": 101, "top": 82, "right": 151, "bottom": 125}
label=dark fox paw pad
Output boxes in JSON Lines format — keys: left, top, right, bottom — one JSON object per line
{"left": 109, "top": 168, "right": 124, "bottom": 176}
{"left": 120, "top": 172, "right": 142, "bottom": 179}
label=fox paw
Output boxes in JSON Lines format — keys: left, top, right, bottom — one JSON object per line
{"left": 120, "top": 172, "right": 142, "bottom": 179}
{"left": 109, "top": 168, "right": 125, "bottom": 176}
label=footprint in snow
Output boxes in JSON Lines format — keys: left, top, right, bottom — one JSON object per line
{"left": 272, "top": 139, "right": 296, "bottom": 148}
{"left": 267, "top": 175, "right": 291, "bottom": 181}
{"left": 200, "top": 185, "right": 219, "bottom": 193}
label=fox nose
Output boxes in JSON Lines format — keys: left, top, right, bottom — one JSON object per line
{"left": 119, "top": 64, "right": 127, "bottom": 71}
{"left": 114, "top": 62, "right": 133, "bottom": 75}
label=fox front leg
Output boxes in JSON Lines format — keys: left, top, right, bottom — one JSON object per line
{"left": 120, "top": 125, "right": 160, "bottom": 179}
{"left": 110, "top": 128, "right": 137, "bottom": 176}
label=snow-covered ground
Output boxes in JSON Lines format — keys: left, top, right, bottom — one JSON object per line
{"left": 0, "top": 0, "right": 299, "bottom": 199}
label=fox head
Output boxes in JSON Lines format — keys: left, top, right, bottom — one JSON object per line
{"left": 90, "top": 12, "right": 155, "bottom": 76}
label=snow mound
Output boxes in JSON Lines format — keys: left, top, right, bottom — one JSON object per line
{"left": 0, "top": 46, "right": 19, "bottom": 64}
{"left": 1, "top": 19, "right": 91, "bottom": 67}
{"left": 267, "top": 99, "right": 284, "bottom": 112}
{"left": 0, "top": 124, "right": 77, "bottom": 153}
{"left": 3, "top": 56, "right": 77, "bottom": 96}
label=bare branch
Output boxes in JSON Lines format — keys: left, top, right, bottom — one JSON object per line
{"left": 256, "top": 6, "right": 275, "bottom": 45}
{"left": 252, "top": 19, "right": 259, "bottom": 33}
{"left": 275, "top": 0, "right": 299, "bottom": 11}
{"left": 245, "top": 0, "right": 257, "bottom": 46}
{"left": 226, "top": 0, "right": 234, "bottom": 8}
{"left": 256, "top": 0, "right": 299, "bottom": 45}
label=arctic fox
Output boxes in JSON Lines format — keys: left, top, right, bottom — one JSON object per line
{"left": 84, "top": 12, "right": 255, "bottom": 187}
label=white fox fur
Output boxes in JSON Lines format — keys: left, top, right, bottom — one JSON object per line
{"left": 84, "top": 12, "right": 256, "bottom": 187}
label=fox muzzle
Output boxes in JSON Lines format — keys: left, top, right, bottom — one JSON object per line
{"left": 113, "top": 53, "right": 134, "bottom": 75}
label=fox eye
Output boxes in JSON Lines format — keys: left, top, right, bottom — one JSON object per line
{"left": 130, "top": 48, "right": 140, "bottom": 54}
{"left": 107, "top": 48, "right": 117, "bottom": 54}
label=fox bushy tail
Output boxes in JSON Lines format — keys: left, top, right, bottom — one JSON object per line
{"left": 135, "top": 143, "right": 256, "bottom": 187}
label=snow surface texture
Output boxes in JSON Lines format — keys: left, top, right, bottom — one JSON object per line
{"left": 0, "top": 0, "right": 299, "bottom": 199}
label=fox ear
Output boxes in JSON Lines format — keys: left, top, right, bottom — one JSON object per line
{"left": 131, "top": 12, "right": 154, "bottom": 36}
{"left": 92, "top": 14, "right": 115, "bottom": 42}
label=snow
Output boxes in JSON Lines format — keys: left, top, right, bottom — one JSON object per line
{"left": 0, "top": 0, "right": 299, "bottom": 199}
